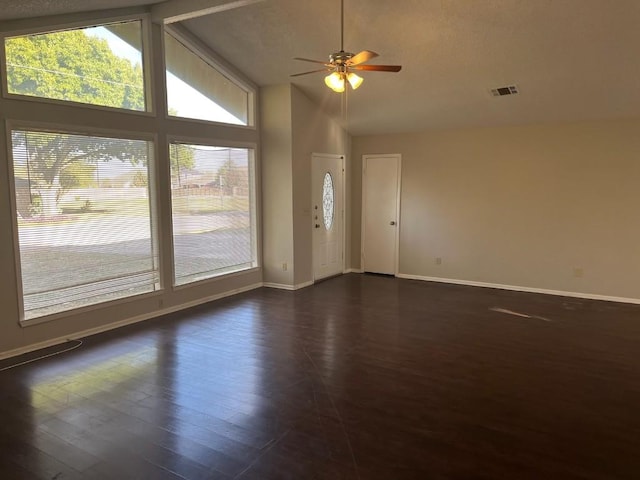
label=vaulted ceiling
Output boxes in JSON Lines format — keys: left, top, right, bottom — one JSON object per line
{"left": 2, "top": 0, "right": 640, "bottom": 136}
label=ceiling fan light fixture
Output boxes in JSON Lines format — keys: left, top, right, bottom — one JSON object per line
{"left": 293, "top": 1, "right": 401, "bottom": 92}
{"left": 325, "top": 72, "right": 345, "bottom": 92}
{"left": 347, "top": 72, "right": 363, "bottom": 90}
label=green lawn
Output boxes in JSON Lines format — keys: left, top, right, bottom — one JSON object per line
{"left": 59, "top": 196, "right": 150, "bottom": 215}
{"left": 18, "top": 191, "right": 250, "bottom": 228}
{"left": 170, "top": 195, "right": 249, "bottom": 215}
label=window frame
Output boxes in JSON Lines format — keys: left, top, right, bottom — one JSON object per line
{"left": 5, "top": 119, "right": 163, "bottom": 326}
{"left": 0, "top": 9, "right": 262, "bottom": 329}
{"left": 162, "top": 25, "right": 256, "bottom": 129}
{"left": 167, "top": 136, "right": 259, "bottom": 289}
{"left": 0, "top": 12, "right": 155, "bottom": 116}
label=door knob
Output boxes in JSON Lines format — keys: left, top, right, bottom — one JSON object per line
{"left": 315, "top": 224, "right": 320, "bottom": 228}
{"left": 390, "top": 221, "right": 396, "bottom": 226}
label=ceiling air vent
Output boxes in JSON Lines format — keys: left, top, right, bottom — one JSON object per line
{"left": 490, "top": 85, "right": 519, "bottom": 97}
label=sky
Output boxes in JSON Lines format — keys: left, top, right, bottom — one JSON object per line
{"left": 86, "top": 24, "right": 244, "bottom": 125}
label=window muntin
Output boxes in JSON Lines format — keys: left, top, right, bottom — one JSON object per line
{"left": 170, "top": 143, "right": 257, "bottom": 285}
{"left": 4, "top": 20, "right": 147, "bottom": 111}
{"left": 11, "top": 129, "right": 158, "bottom": 320}
{"left": 164, "top": 30, "right": 251, "bottom": 126}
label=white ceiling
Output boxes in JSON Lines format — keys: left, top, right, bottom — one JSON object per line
{"left": 3, "top": 0, "right": 640, "bottom": 136}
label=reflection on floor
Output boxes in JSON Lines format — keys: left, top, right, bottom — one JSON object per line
{"left": 1, "top": 273, "right": 640, "bottom": 479}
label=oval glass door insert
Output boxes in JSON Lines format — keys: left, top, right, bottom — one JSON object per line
{"left": 322, "top": 172, "right": 334, "bottom": 230}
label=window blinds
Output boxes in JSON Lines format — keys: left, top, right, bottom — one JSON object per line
{"left": 11, "top": 130, "right": 159, "bottom": 320}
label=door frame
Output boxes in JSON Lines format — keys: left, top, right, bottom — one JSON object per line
{"left": 361, "top": 154, "right": 402, "bottom": 276}
{"left": 312, "top": 152, "right": 346, "bottom": 282}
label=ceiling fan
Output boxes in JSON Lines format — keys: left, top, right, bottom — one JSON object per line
{"left": 291, "top": 0, "right": 402, "bottom": 93}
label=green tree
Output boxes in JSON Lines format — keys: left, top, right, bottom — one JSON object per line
{"left": 131, "top": 169, "right": 148, "bottom": 188}
{"left": 6, "top": 29, "right": 145, "bottom": 110}
{"left": 11, "top": 130, "right": 148, "bottom": 216}
{"left": 58, "top": 160, "right": 97, "bottom": 201}
{"left": 6, "top": 28, "right": 194, "bottom": 216}
{"left": 170, "top": 142, "right": 198, "bottom": 189}
{"left": 217, "top": 156, "right": 248, "bottom": 191}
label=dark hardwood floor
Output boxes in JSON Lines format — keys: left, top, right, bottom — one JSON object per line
{"left": 2, "top": 273, "right": 640, "bottom": 479}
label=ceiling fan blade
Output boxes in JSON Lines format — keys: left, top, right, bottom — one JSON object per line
{"left": 347, "top": 50, "right": 379, "bottom": 66}
{"left": 294, "top": 57, "right": 331, "bottom": 66}
{"left": 352, "top": 64, "right": 402, "bottom": 72}
{"left": 290, "top": 69, "right": 331, "bottom": 77}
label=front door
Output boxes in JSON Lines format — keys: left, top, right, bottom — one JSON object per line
{"left": 312, "top": 153, "right": 344, "bottom": 281}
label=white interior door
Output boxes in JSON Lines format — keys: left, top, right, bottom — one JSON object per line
{"left": 312, "top": 154, "right": 344, "bottom": 281}
{"left": 362, "top": 154, "right": 401, "bottom": 275}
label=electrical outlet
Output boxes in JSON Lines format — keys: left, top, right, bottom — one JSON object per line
{"left": 573, "top": 267, "right": 584, "bottom": 278}
{"left": 435, "top": 257, "right": 442, "bottom": 265}
{"left": 282, "top": 262, "right": 288, "bottom": 271}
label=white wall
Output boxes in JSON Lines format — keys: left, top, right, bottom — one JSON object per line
{"left": 291, "top": 85, "right": 351, "bottom": 285}
{"left": 260, "top": 84, "right": 294, "bottom": 285}
{"left": 352, "top": 119, "right": 640, "bottom": 300}
{"left": 260, "top": 84, "right": 349, "bottom": 288}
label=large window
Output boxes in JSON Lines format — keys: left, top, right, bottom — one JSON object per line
{"left": 164, "top": 30, "right": 252, "bottom": 125}
{"left": 170, "top": 143, "right": 257, "bottom": 285}
{"left": 4, "top": 20, "right": 147, "bottom": 111}
{"left": 1, "top": 13, "right": 259, "bottom": 326}
{"left": 10, "top": 129, "right": 159, "bottom": 320}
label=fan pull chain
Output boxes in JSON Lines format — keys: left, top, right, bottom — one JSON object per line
{"left": 345, "top": 86, "right": 349, "bottom": 128}
{"left": 341, "top": 85, "right": 349, "bottom": 130}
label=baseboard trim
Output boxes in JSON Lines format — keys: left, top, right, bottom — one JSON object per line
{"left": 396, "top": 273, "right": 640, "bottom": 305}
{"left": 344, "top": 268, "right": 364, "bottom": 274}
{"left": 0, "top": 282, "right": 263, "bottom": 362}
{"left": 263, "top": 280, "right": 314, "bottom": 291}
{"left": 263, "top": 282, "right": 295, "bottom": 290}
